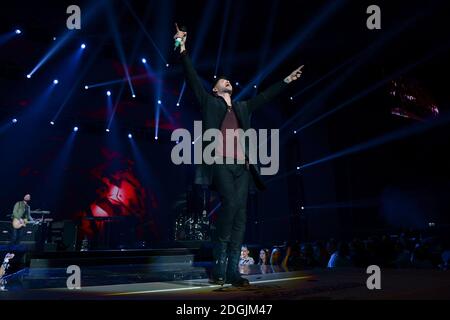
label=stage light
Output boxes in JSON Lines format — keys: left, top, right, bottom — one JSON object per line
{"left": 235, "top": 82, "right": 239, "bottom": 86}
{"left": 26, "top": 74, "right": 31, "bottom": 79}
{"left": 213, "top": 75, "right": 217, "bottom": 79}
{"left": 154, "top": 136, "right": 158, "bottom": 140}
{"left": 132, "top": 94, "right": 136, "bottom": 98}
{"left": 142, "top": 58, "right": 147, "bottom": 64}
{"left": 176, "top": 102, "right": 180, "bottom": 107}
{"left": 166, "top": 63, "right": 169, "bottom": 67}
{"left": 81, "top": 43, "right": 86, "bottom": 49}
{"left": 296, "top": 166, "right": 300, "bottom": 170}
{"left": 73, "top": 126, "right": 79, "bottom": 132}
{"left": 53, "top": 37, "right": 56, "bottom": 41}
{"left": 15, "top": 29, "right": 21, "bottom": 35}
{"left": 53, "top": 79, "right": 59, "bottom": 85}
{"left": 157, "top": 100, "right": 162, "bottom": 105}
{"left": 106, "top": 90, "right": 111, "bottom": 96}
{"left": 301, "top": 206, "right": 305, "bottom": 210}
{"left": 253, "top": 85, "right": 257, "bottom": 89}
{"left": 128, "top": 133, "right": 132, "bottom": 139}
{"left": 294, "top": 130, "right": 297, "bottom": 134}
{"left": 50, "top": 121, "right": 55, "bottom": 125}
{"left": 12, "top": 118, "right": 18, "bottom": 124}
{"left": 106, "top": 128, "right": 110, "bottom": 132}
{"left": 84, "top": 85, "right": 89, "bottom": 90}
{"left": 290, "top": 97, "right": 294, "bottom": 100}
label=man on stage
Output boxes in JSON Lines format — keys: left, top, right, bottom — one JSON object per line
{"left": 174, "top": 24, "right": 303, "bottom": 286}
{"left": 10, "top": 194, "right": 32, "bottom": 245}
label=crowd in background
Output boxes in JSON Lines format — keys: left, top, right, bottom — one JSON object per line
{"left": 238, "top": 232, "right": 450, "bottom": 273}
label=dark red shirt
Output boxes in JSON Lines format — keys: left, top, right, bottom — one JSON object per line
{"left": 216, "top": 107, "right": 245, "bottom": 160}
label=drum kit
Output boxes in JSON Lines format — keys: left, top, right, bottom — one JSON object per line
{"left": 174, "top": 210, "right": 210, "bottom": 241}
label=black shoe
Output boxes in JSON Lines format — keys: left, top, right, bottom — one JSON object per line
{"left": 226, "top": 275, "right": 250, "bottom": 287}
{"left": 208, "top": 277, "right": 225, "bottom": 286}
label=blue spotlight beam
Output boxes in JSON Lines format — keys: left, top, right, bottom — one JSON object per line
{"left": 142, "top": 62, "right": 163, "bottom": 135}
{"left": 282, "top": 7, "right": 433, "bottom": 134}
{"left": 53, "top": 40, "right": 107, "bottom": 121}
{"left": 264, "top": 168, "right": 299, "bottom": 185}
{"left": 192, "top": 0, "right": 219, "bottom": 62}
{"left": 301, "top": 101, "right": 450, "bottom": 172}
{"left": 176, "top": 82, "right": 186, "bottom": 106}
{"left": 222, "top": 1, "right": 244, "bottom": 77}
{"left": 106, "top": 4, "right": 135, "bottom": 98}
{"left": 214, "top": 0, "right": 231, "bottom": 76}
{"left": 0, "top": 31, "right": 17, "bottom": 46}
{"left": 27, "top": 2, "right": 103, "bottom": 78}
{"left": 257, "top": 0, "right": 279, "bottom": 73}
{"left": 86, "top": 74, "right": 148, "bottom": 89}
{"left": 28, "top": 34, "right": 70, "bottom": 77}
{"left": 0, "top": 121, "right": 14, "bottom": 135}
{"left": 107, "top": 82, "right": 127, "bottom": 129}
{"left": 123, "top": 0, "right": 168, "bottom": 65}
{"left": 155, "top": 100, "right": 160, "bottom": 139}
{"left": 236, "top": 0, "right": 345, "bottom": 100}
{"left": 266, "top": 48, "right": 450, "bottom": 184}
{"left": 292, "top": 56, "right": 356, "bottom": 99}
{"left": 106, "top": 1, "right": 155, "bottom": 127}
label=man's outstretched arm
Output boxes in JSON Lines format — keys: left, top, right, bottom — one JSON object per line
{"left": 175, "top": 23, "right": 208, "bottom": 107}
{"left": 246, "top": 65, "right": 304, "bottom": 113}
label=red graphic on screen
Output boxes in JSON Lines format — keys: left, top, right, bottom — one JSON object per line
{"left": 75, "top": 148, "right": 159, "bottom": 246}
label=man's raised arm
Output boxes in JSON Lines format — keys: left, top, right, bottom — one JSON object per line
{"left": 246, "top": 65, "right": 304, "bottom": 113}
{"left": 175, "top": 23, "right": 208, "bottom": 107}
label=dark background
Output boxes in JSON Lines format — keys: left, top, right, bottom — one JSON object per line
{"left": 0, "top": 0, "right": 449, "bottom": 246}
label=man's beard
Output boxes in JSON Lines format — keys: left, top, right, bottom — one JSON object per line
{"left": 223, "top": 88, "right": 232, "bottom": 95}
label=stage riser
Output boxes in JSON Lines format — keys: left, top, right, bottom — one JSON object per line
{"left": 14, "top": 265, "right": 210, "bottom": 289}
{"left": 29, "top": 254, "right": 198, "bottom": 268}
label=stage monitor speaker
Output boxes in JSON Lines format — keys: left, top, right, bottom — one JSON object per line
{"left": 48, "top": 220, "right": 77, "bottom": 251}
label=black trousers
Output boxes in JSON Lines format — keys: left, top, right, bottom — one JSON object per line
{"left": 10, "top": 227, "right": 24, "bottom": 245}
{"left": 211, "top": 161, "right": 250, "bottom": 279}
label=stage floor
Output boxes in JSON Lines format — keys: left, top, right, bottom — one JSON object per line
{"left": 2, "top": 266, "right": 450, "bottom": 300}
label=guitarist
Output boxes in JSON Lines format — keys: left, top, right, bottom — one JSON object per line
{"left": 10, "top": 194, "right": 32, "bottom": 245}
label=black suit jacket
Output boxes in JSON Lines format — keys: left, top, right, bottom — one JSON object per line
{"left": 181, "top": 52, "right": 289, "bottom": 190}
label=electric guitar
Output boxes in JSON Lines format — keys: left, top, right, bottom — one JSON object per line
{"left": 11, "top": 210, "right": 50, "bottom": 229}
{"left": 11, "top": 218, "right": 42, "bottom": 229}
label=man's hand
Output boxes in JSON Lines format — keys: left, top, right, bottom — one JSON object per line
{"left": 284, "top": 65, "right": 304, "bottom": 84}
{"left": 174, "top": 23, "right": 187, "bottom": 53}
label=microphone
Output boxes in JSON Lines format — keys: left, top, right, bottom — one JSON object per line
{"left": 174, "top": 37, "right": 182, "bottom": 49}
{"left": 174, "top": 26, "right": 187, "bottom": 51}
